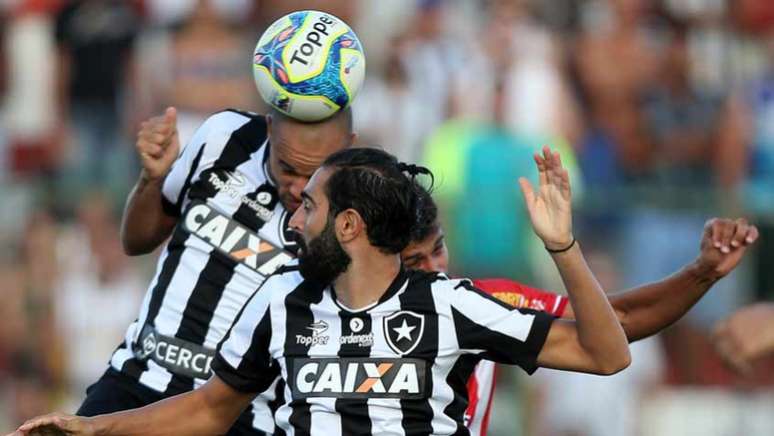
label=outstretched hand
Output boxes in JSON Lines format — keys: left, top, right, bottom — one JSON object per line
{"left": 8, "top": 413, "right": 94, "bottom": 436}
{"left": 518, "top": 146, "right": 573, "bottom": 250}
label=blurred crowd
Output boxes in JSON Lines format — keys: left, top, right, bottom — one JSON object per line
{"left": 1, "top": 0, "right": 774, "bottom": 434}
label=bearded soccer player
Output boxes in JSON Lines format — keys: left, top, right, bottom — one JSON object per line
{"left": 401, "top": 185, "right": 758, "bottom": 436}
{"left": 13, "top": 146, "right": 632, "bottom": 435}
{"left": 65, "top": 105, "right": 354, "bottom": 435}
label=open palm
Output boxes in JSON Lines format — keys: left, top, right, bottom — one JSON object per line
{"left": 518, "top": 146, "right": 573, "bottom": 250}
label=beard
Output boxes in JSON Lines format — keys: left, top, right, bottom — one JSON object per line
{"left": 296, "top": 216, "right": 351, "bottom": 284}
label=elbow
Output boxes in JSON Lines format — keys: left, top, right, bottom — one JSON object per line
{"left": 121, "top": 236, "right": 153, "bottom": 256}
{"left": 595, "top": 349, "right": 632, "bottom": 375}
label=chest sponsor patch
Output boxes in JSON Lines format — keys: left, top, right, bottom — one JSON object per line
{"left": 182, "top": 200, "right": 293, "bottom": 275}
{"left": 289, "top": 357, "right": 429, "bottom": 399}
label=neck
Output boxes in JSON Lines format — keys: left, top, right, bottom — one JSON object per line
{"left": 333, "top": 250, "right": 402, "bottom": 310}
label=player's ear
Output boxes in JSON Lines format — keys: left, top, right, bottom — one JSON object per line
{"left": 266, "top": 113, "right": 274, "bottom": 136}
{"left": 337, "top": 208, "right": 363, "bottom": 244}
{"left": 348, "top": 132, "right": 357, "bottom": 147}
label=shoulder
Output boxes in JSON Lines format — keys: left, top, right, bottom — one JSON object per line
{"left": 199, "top": 109, "right": 267, "bottom": 137}
{"left": 258, "top": 259, "right": 305, "bottom": 299}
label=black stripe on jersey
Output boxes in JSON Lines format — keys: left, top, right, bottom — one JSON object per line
{"left": 443, "top": 355, "right": 480, "bottom": 436}
{"left": 167, "top": 142, "right": 207, "bottom": 217}
{"left": 284, "top": 280, "right": 326, "bottom": 436}
{"left": 124, "top": 225, "right": 191, "bottom": 377}
{"left": 186, "top": 116, "right": 267, "bottom": 201}
{"left": 232, "top": 182, "right": 279, "bottom": 232}
{"left": 451, "top": 307, "right": 553, "bottom": 374}
{"left": 398, "top": 270, "right": 438, "bottom": 435}
{"left": 166, "top": 117, "right": 269, "bottom": 394}
{"left": 335, "top": 310, "right": 373, "bottom": 435}
{"left": 212, "top": 306, "right": 278, "bottom": 393}
{"left": 455, "top": 279, "right": 517, "bottom": 310}
{"left": 270, "top": 378, "right": 287, "bottom": 436}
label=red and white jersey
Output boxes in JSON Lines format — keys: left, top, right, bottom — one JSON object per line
{"left": 465, "top": 278, "right": 568, "bottom": 436}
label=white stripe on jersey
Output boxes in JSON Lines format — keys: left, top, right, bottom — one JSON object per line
{"left": 450, "top": 282, "right": 536, "bottom": 344}
{"left": 214, "top": 269, "right": 555, "bottom": 435}
{"left": 161, "top": 111, "right": 251, "bottom": 210}
{"left": 467, "top": 360, "right": 496, "bottom": 436}
{"left": 109, "top": 110, "right": 291, "bottom": 433}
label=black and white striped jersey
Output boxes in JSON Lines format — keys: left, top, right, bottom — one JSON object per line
{"left": 109, "top": 109, "right": 295, "bottom": 432}
{"left": 214, "top": 263, "right": 555, "bottom": 435}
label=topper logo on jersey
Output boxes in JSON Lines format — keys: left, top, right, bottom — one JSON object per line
{"left": 290, "top": 357, "right": 428, "bottom": 399}
{"left": 183, "top": 201, "right": 292, "bottom": 275}
{"left": 384, "top": 311, "right": 425, "bottom": 355}
{"left": 207, "top": 172, "right": 275, "bottom": 221}
{"left": 296, "top": 320, "right": 330, "bottom": 346}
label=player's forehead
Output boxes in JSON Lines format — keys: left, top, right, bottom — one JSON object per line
{"left": 404, "top": 229, "right": 445, "bottom": 256}
{"left": 272, "top": 123, "right": 348, "bottom": 171}
{"left": 302, "top": 167, "right": 333, "bottom": 204}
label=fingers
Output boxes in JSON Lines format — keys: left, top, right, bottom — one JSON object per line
{"left": 534, "top": 153, "right": 548, "bottom": 187}
{"left": 705, "top": 218, "right": 759, "bottom": 253}
{"left": 518, "top": 177, "right": 536, "bottom": 215}
{"left": 164, "top": 106, "right": 177, "bottom": 125}
{"left": 729, "top": 218, "right": 749, "bottom": 248}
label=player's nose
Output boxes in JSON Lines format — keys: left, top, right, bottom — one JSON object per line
{"left": 288, "top": 206, "right": 305, "bottom": 233}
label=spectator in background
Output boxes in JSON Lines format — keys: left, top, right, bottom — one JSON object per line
{"left": 55, "top": 0, "right": 142, "bottom": 202}
{"left": 452, "top": 0, "right": 582, "bottom": 144}
{"left": 353, "top": 35, "right": 435, "bottom": 162}
{"left": 53, "top": 194, "right": 144, "bottom": 410}
{"left": 573, "top": 0, "right": 659, "bottom": 181}
{"left": 717, "top": 27, "right": 774, "bottom": 301}
{"left": 142, "top": 0, "right": 256, "bottom": 146}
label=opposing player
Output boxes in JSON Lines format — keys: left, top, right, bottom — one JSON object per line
{"left": 13, "top": 147, "right": 631, "bottom": 435}
{"left": 402, "top": 184, "right": 758, "bottom": 436}
{"left": 74, "top": 105, "right": 354, "bottom": 435}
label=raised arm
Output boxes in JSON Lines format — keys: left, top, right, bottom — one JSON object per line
{"left": 519, "top": 147, "right": 630, "bottom": 375}
{"left": 121, "top": 107, "right": 181, "bottom": 255}
{"left": 559, "top": 218, "right": 759, "bottom": 342}
{"left": 10, "top": 376, "right": 253, "bottom": 436}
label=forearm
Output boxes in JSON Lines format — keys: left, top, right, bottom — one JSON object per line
{"left": 607, "top": 260, "right": 718, "bottom": 342}
{"left": 120, "top": 171, "right": 176, "bottom": 255}
{"left": 92, "top": 391, "right": 228, "bottom": 436}
{"left": 551, "top": 242, "right": 630, "bottom": 370}
{"left": 90, "top": 384, "right": 245, "bottom": 435}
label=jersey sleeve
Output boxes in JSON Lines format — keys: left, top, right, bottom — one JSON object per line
{"left": 160, "top": 111, "right": 254, "bottom": 216}
{"left": 473, "top": 278, "right": 568, "bottom": 317}
{"left": 212, "top": 281, "right": 278, "bottom": 393}
{"left": 450, "top": 279, "right": 555, "bottom": 374}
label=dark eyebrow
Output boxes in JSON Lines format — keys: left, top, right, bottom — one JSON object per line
{"left": 433, "top": 235, "right": 445, "bottom": 250}
{"left": 301, "top": 191, "right": 316, "bottom": 206}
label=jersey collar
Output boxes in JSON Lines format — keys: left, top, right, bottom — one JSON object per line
{"left": 330, "top": 266, "right": 409, "bottom": 313}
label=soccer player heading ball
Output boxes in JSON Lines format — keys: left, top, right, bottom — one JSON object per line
{"left": 13, "top": 146, "right": 634, "bottom": 434}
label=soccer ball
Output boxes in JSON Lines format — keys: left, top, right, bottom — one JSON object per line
{"left": 253, "top": 10, "right": 366, "bottom": 122}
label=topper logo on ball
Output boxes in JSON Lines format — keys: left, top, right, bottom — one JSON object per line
{"left": 283, "top": 12, "right": 348, "bottom": 83}
{"left": 288, "top": 15, "right": 337, "bottom": 66}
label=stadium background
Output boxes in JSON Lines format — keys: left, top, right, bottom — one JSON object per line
{"left": 1, "top": 0, "right": 773, "bottom": 434}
